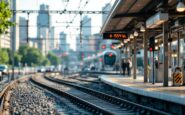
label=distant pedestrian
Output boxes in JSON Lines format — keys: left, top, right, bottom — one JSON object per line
{"left": 64, "top": 67, "right": 69, "bottom": 77}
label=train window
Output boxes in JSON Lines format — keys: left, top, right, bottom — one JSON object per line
{"left": 104, "top": 54, "right": 116, "bottom": 65}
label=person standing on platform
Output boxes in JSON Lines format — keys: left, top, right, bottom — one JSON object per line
{"left": 128, "top": 59, "right": 132, "bottom": 76}
{"left": 127, "top": 60, "right": 130, "bottom": 76}
{"left": 125, "top": 60, "right": 128, "bottom": 75}
{"left": 122, "top": 60, "right": 126, "bottom": 75}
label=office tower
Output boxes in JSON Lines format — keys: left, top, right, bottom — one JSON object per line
{"left": 37, "top": 4, "right": 50, "bottom": 55}
{"left": 49, "top": 26, "right": 57, "bottom": 50}
{"left": 19, "top": 17, "right": 27, "bottom": 46}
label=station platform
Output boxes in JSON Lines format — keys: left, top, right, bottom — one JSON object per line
{"left": 81, "top": 71, "right": 122, "bottom": 75}
{"left": 99, "top": 75, "right": 185, "bottom": 106}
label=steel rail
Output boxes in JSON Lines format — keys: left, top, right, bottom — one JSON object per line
{"left": 45, "top": 75, "right": 172, "bottom": 115}
{"left": 30, "top": 77, "right": 114, "bottom": 115}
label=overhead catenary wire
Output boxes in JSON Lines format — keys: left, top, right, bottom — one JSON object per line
{"left": 19, "top": 24, "right": 101, "bottom": 28}
{"left": 66, "top": 0, "right": 86, "bottom": 28}
{"left": 24, "top": 37, "right": 103, "bottom": 40}
{"left": 56, "top": 0, "right": 70, "bottom": 21}
{"left": 81, "top": 0, "right": 112, "bottom": 26}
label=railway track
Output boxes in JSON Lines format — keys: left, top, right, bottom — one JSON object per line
{"left": 31, "top": 75, "right": 134, "bottom": 115}
{"left": 0, "top": 75, "right": 32, "bottom": 114}
{"left": 32, "top": 75, "right": 171, "bottom": 115}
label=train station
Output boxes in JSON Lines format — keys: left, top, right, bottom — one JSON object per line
{"left": 0, "top": 0, "right": 185, "bottom": 114}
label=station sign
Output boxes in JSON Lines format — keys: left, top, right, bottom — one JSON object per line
{"left": 103, "top": 33, "right": 127, "bottom": 40}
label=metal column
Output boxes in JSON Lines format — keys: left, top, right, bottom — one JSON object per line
{"left": 169, "top": 41, "right": 172, "bottom": 67}
{"left": 163, "top": 22, "right": 169, "bottom": 87}
{"left": 26, "top": 13, "right": 30, "bottom": 44}
{"left": 177, "top": 32, "right": 180, "bottom": 66}
{"left": 144, "top": 30, "right": 148, "bottom": 82}
{"left": 133, "top": 37, "right": 137, "bottom": 79}
{"left": 120, "top": 48, "right": 122, "bottom": 74}
{"left": 11, "top": 11, "right": 16, "bottom": 80}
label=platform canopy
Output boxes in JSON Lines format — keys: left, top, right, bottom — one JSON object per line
{"left": 100, "top": 0, "right": 178, "bottom": 37}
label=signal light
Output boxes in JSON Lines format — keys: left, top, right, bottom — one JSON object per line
{"left": 109, "top": 53, "right": 113, "bottom": 57}
{"left": 149, "top": 37, "right": 155, "bottom": 51}
{"left": 101, "top": 45, "right": 106, "bottom": 49}
{"left": 111, "top": 45, "right": 115, "bottom": 49}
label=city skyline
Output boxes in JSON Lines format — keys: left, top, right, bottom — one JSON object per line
{"left": 17, "top": 0, "right": 115, "bottom": 50}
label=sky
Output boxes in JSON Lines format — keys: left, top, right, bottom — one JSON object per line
{"left": 17, "top": 0, "right": 115, "bottom": 50}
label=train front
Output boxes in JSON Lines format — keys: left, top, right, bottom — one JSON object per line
{"left": 103, "top": 50, "right": 117, "bottom": 70}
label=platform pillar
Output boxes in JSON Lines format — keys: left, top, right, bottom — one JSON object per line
{"left": 144, "top": 30, "right": 148, "bottom": 83}
{"left": 133, "top": 37, "right": 137, "bottom": 79}
{"left": 163, "top": 21, "right": 169, "bottom": 87}
{"left": 177, "top": 32, "right": 180, "bottom": 66}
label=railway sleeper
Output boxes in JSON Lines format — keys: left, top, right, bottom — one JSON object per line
{"left": 45, "top": 76, "right": 172, "bottom": 115}
{"left": 31, "top": 78, "right": 113, "bottom": 115}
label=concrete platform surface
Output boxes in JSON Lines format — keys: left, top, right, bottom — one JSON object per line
{"left": 100, "top": 75, "right": 185, "bottom": 106}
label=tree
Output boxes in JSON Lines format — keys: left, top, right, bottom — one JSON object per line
{"left": 0, "top": 48, "right": 9, "bottom": 64}
{"left": 14, "top": 52, "right": 22, "bottom": 66}
{"left": 0, "top": 1, "right": 14, "bottom": 35}
{"left": 24, "top": 47, "right": 44, "bottom": 66}
{"left": 47, "top": 52, "right": 60, "bottom": 66}
{"left": 18, "top": 45, "right": 30, "bottom": 65}
{"left": 42, "top": 58, "right": 50, "bottom": 66}
{"left": 18, "top": 45, "right": 44, "bottom": 66}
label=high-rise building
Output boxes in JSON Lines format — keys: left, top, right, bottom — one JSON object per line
{"left": 37, "top": 4, "right": 50, "bottom": 55}
{"left": 82, "top": 15, "right": 91, "bottom": 38}
{"left": 76, "top": 15, "right": 91, "bottom": 53}
{"left": 0, "top": 31, "right": 11, "bottom": 49}
{"left": 102, "top": 3, "right": 111, "bottom": 25}
{"left": 59, "top": 32, "right": 69, "bottom": 53}
{"left": 49, "top": 26, "right": 58, "bottom": 50}
{"left": 19, "top": 17, "right": 27, "bottom": 46}
{"left": 76, "top": 35, "right": 81, "bottom": 51}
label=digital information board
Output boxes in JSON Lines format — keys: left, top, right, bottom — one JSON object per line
{"left": 103, "top": 33, "right": 127, "bottom": 40}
